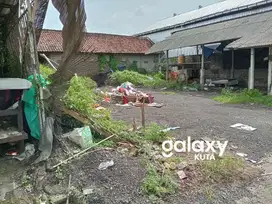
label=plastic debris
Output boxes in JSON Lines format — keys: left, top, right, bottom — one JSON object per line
{"left": 177, "top": 170, "right": 187, "bottom": 180}
{"left": 95, "top": 106, "right": 106, "bottom": 110}
{"left": 98, "top": 160, "right": 114, "bottom": 170}
{"left": 230, "top": 144, "right": 238, "bottom": 149}
{"left": 14, "top": 143, "right": 35, "bottom": 161}
{"left": 147, "top": 103, "right": 164, "bottom": 108}
{"left": 83, "top": 187, "right": 94, "bottom": 195}
{"left": 63, "top": 126, "right": 93, "bottom": 149}
{"left": 230, "top": 123, "right": 256, "bottom": 131}
{"left": 116, "top": 103, "right": 132, "bottom": 107}
{"left": 162, "top": 127, "right": 181, "bottom": 132}
{"left": 245, "top": 158, "right": 257, "bottom": 164}
{"left": 34, "top": 117, "right": 54, "bottom": 164}
{"left": 236, "top": 152, "right": 248, "bottom": 157}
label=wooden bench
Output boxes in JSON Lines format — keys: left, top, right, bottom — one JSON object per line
{"left": 0, "top": 78, "right": 32, "bottom": 154}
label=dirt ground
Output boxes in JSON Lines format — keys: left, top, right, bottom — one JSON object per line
{"left": 0, "top": 89, "right": 272, "bottom": 204}
{"left": 110, "top": 89, "right": 272, "bottom": 203}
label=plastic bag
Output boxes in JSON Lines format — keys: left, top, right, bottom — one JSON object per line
{"left": 63, "top": 126, "right": 93, "bottom": 149}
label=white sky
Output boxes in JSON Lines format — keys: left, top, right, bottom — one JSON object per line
{"left": 44, "top": 0, "right": 219, "bottom": 35}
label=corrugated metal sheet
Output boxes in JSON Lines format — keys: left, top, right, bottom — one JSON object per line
{"left": 146, "top": 11, "right": 272, "bottom": 54}
{"left": 138, "top": 0, "right": 268, "bottom": 35}
{"left": 227, "top": 26, "right": 272, "bottom": 49}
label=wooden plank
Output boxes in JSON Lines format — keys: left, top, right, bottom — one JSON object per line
{"left": 0, "top": 109, "right": 20, "bottom": 117}
{"left": 0, "top": 131, "right": 27, "bottom": 145}
{"left": 60, "top": 106, "right": 113, "bottom": 137}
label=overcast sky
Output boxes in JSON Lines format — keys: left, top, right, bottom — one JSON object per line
{"left": 43, "top": 0, "right": 219, "bottom": 35}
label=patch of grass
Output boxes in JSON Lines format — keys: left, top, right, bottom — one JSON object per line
{"left": 109, "top": 70, "right": 168, "bottom": 88}
{"left": 166, "top": 81, "right": 184, "bottom": 90}
{"left": 214, "top": 88, "right": 272, "bottom": 107}
{"left": 144, "top": 123, "right": 169, "bottom": 143}
{"left": 199, "top": 155, "right": 245, "bottom": 183}
{"left": 153, "top": 72, "right": 165, "bottom": 80}
{"left": 204, "top": 187, "right": 214, "bottom": 201}
{"left": 141, "top": 164, "right": 179, "bottom": 198}
{"left": 40, "top": 64, "right": 56, "bottom": 79}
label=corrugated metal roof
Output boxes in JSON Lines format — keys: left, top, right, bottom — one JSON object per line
{"left": 138, "top": 0, "right": 267, "bottom": 35}
{"left": 146, "top": 11, "right": 272, "bottom": 54}
{"left": 227, "top": 25, "right": 272, "bottom": 49}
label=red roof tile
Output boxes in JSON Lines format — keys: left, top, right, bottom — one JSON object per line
{"left": 37, "top": 29, "right": 154, "bottom": 54}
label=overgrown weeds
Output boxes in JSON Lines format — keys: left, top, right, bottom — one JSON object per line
{"left": 214, "top": 88, "right": 272, "bottom": 107}
{"left": 143, "top": 123, "right": 168, "bottom": 142}
{"left": 40, "top": 64, "right": 56, "bottom": 79}
{"left": 63, "top": 76, "right": 128, "bottom": 139}
{"left": 141, "top": 164, "right": 179, "bottom": 199}
{"left": 109, "top": 70, "right": 167, "bottom": 88}
{"left": 63, "top": 76, "right": 170, "bottom": 145}
{"left": 199, "top": 155, "right": 245, "bottom": 183}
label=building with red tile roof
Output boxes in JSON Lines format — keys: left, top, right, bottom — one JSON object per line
{"left": 38, "top": 29, "right": 157, "bottom": 77}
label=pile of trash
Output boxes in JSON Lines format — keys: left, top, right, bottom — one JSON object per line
{"left": 100, "top": 82, "right": 164, "bottom": 108}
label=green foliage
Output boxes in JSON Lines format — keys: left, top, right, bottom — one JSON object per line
{"left": 142, "top": 164, "right": 179, "bottom": 198}
{"left": 128, "top": 61, "right": 138, "bottom": 72}
{"left": 144, "top": 123, "right": 168, "bottom": 142}
{"left": 98, "top": 55, "right": 108, "bottom": 71}
{"left": 214, "top": 88, "right": 272, "bottom": 107}
{"left": 109, "top": 70, "right": 167, "bottom": 88}
{"left": 64, "top": 76, "right": 127, "bottom": 137}
{"left": 166, "top": 81, "right": 184, "bottom": 90}
{"left": 153, "top": 72, "right": 165, "bottom": 80}
{"left": 64, "top": 76, "right": 98, "bottom": 111}
{"left": 109, "top": 55, "right": 119, "bottom": 71}
{"left": 200, "top": 156, "right": 245, "bottom": 183}
{"left": 242, "top": 88, "right": 263, "bottom": 97}
{"left": 40, "top": 64, "right": 56, "bottom": 79}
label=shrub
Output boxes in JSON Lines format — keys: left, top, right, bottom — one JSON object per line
{"left": 109, "top": 70, "right": 167, "bottom": 88}
{"left": 214, "top": 88, "right": 272, "bottom": 107}
{"left": 40, "top": 64, "right": 56, "bottom": 79}
{"left": 142, "top": 164, "right": 179, "bottom": 197}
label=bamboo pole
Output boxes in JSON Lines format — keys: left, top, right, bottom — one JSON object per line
{"left": 26, "top": 0, "right": 45, "bottom": 130}
{"left": 40, "top": 53, "right": 58, "bottom": 70}
{"left": 48, "top": 134, "right": 116, "bottom": 170}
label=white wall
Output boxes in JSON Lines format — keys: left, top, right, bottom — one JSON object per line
{"left": 118, "top": 54, "right": 156, "bottom": 72}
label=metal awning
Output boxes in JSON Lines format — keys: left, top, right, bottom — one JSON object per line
{"left": 146, "top": 11, "right": 272, "bottom": 54}
{"left": 227, "top": 25, "right": 272, "bottom": 49}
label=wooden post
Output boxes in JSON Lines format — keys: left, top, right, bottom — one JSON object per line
{"left": 249, "top": 48, "right": 255, "bottom": 90}
{"left": 231, "top": 49, "right": 235, "bottom": 79}
{"left": 166, "top": 50, "right": 169, "bottom": 81}
{"left": 268, "top": 47, "right": 272, "bottom": 95}
{"left": 200, "top": 45, "right": 205, "bottom": 90}
{"left": 141, "top": 98, "right": 145, "bottom": 129}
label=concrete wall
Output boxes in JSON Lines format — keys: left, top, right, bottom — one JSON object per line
{"left": 115, "top": 54, "right": 157, "bottom": 73}
{"left": 46, "top": 52, "right": 100, "bottom": 77}
{"left": 43, "top": 52, "right": 157, "bottom": 75}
